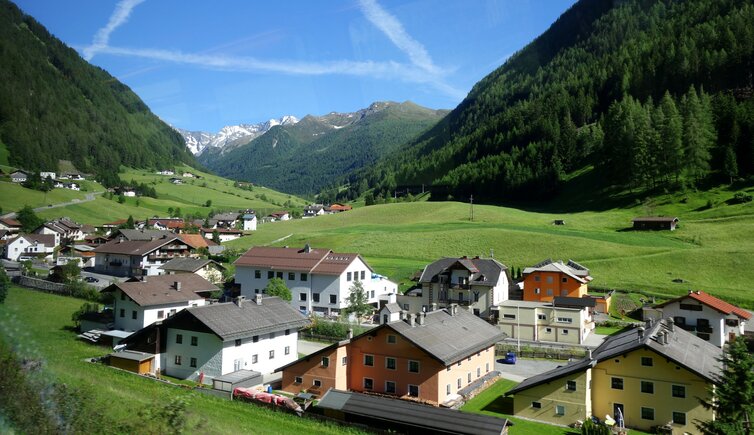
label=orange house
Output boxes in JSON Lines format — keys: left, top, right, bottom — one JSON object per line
{"left": 522, "top": 259, "right": 592, "bottom": 302}
{"left": 279, "top": 306, "right": 503, "bottom": 406}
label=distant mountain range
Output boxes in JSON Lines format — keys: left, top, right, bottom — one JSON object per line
{"left": 175, "top": 116, "right": 299, "bottom": 155}
{"left": 197, "top": 101, "right": 447, "bottom": 195}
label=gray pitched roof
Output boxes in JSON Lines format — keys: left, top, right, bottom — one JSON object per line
{"left": 522, "top": 258, "right": 591, "bottom": 283}
{"left": 382, "top": 303, "right": 402, "bottom": 314}
{"left": 92, "top": 236, "right": 181, "bottom": 256}
{"left": 160, "top": 257, "right": 222, "bottom": 272}
{"left": 102, "top": 274, "right": 217, "bottom": 306}
{"left": 388, "top": 308, "right": 506, "bottom": 365}
{"left": 113, "top": 229, "right": 176, "bottom": 241}
{"left": 419, "top": 256, "right": 507, "bottom": 287}
{"left": 172, "top": 297, "right": 310, "bottom": 341}
{"left": 507, "top": 318, "right": 722, "bottom": 396}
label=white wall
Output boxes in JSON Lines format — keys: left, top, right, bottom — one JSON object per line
{"left": 112, "top": 288, "right": 205, "bottom": 332}
{"left": 243, "top": 218, "right": 257, "bottom": 231}
{"left": 661, "top": 301, "right": 744, "bottom": 347}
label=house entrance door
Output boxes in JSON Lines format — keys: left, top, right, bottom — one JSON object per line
{"left": 234, "top": 359, "right": 244, "bottom": 371}
{"left": 613, "top": 403, "right": 625, "bottom": 428}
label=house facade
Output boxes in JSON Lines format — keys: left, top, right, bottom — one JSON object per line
{"left": 160, "top": 257, "right": 226, "bottom": 284}
{"left": 632, "top": 216, "right": 679, "bottom": 231}
{"left": 93, "top": 235, "right": 197, "bottom": 277}
{"left": 200, "top": 228, "right": 242, "bottom": 242}
{"left": 0, "top": 217, "right": 22, "bottom": 234}
{"left": 103, "top": 274, "right": 216, "bottom": 331}
{"left": 522, "top": 259, "right": 592, "bottom": 302}
{"left": 10, "top": 170, "right": 27, "bottom": 183}
{"left": 494, "top": 298, "right": 596, "bottom": 345}
{"left": 235, "top": 245, "right": 398, "bottom": 316}
{"left": 279, "top": 306, "right": 503, "bottom": 405}
{"left": 35, "top": 218, "right": 86, "bottom": 245}
{"left": 653, "top": 290, "right": 750, "bottom": 347}
{"left": 5, "top": 234, "right": 56, "bottom": 260}
{"left": 505, "top": 319, "right": 720, "bottom": 434}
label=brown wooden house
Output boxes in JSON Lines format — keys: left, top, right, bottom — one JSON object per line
{"left": 632, "top": 216, "right": 679, "bottom": 231}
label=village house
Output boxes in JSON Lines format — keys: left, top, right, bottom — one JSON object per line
{"left": 182, "top": 172, "right": 195, "bottom": 178}
{"left": 242, "top": 213, "right": 257, "bottom": 231}
{"left": 96, "top": 219, "right": 128, "bottom": 236}
{"left": 278, "top": 305, "right": 503, "bottom": 406}
{"left": 178, "top": 233, "right": 224, "bottom": 255}
{"left": 493, "top": 297, "right": 597, "bottom": 345}
{"left": 39, "top": 171, "right": 56, "bottom": 180}
{"left": 268, "top": 211, "right": 290, "bottom": 221}
{"left": 34, "top": 218, "right": 87, "bottom": 245}
{"left": 399, "top": 256, "right": 510, "bottom": 319}
{"left": 103, "top": 274, "right": 217, "bottom": 332}
{"left": 325, "top": 203, "right": 353, "bottom": 213}
{"left": 157, "top": 169, "right": 175, "bottom": 176}
{"left": 147, "top": 218, "right": 186, "bottom": 233}
{"left": 303, "top": 204, "right": 325, "bottom": 217}
{"left": 169, "top": 177, "right": 183, "bottom": 185}
{"left": 4, "top": 233, "right": 57, "bottom": 261}
{"left": 207, "top": 212, "right": 240, "bottom": 229}
{"left": 632, "top": 216, "right": 679, "bottom": 231}
{"left": 234, "top": 245, "right": 398, "bottom": 316}
{"left": 10, "top": 170, "right": 28, "bottom": 183}
{"left": 92, "top": 234, "right": 198, "bottom": 277}
{"left": 649, "top": 290, "right": 751, "bottom": 347}
{"left": 505, "top": 318, "right": 720, "bottom": 434}
{"left": 200, "top": 227, "right": 243, "bottom": 242}
{"left": 522, "top": 259, "right": 592, "bottom": 303}
{"left": 121, "top": 295, "right": 309, "bottom": 382}
{"left": 160, "top": 257, "right": 226, "bottom": 284}
{"left": 0, "top": 217, "right": 22, "bottom": 235}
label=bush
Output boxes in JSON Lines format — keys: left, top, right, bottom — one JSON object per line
{"left": 67, "top": 281, "right": 100, "bottom": 302}
{"left": 731, "top": 192, "right": 753, "bottom": 204}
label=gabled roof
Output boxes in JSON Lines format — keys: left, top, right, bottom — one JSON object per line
{"left": 656, "top": 290, "right": 751, "bottom": 320}
{"left": 419, "top": 256, "right": 507, "bottom": 287}
{"left": 234, "top": 246, "right": 367, "bottom": 276}
{"left": 148, "top": 218, "right": 185, "bottom": 229}
{"left": 112, "top": 229, "right": 175, "bottom": 241}
{"left": 522, "top": 258, "right": 591, "bottom": 283}
{"left": 160, "top": 257, "right": 224, "bottom": 273}
{"left": 381, "top": 303, "right": 402, "bottom": 314}
{"left": 506, "top": 318, "right": 722, "bottom": 396}
{"left": 10, "top": 233, "right": 56, "bottom": 246}
{"left": 178, "top": 234, "right": 212, "bottom": 249}
{"left": 92, "top": 236, "right": 182, "bottom": 256}
{"left": 213, "top": 212, "right": 240, "bottom": 221}
{"left": 102, "top": 274, "right": 216, "bottom": 307}
{"left": 167, "top": 297, "right": 309, "bottom": 341}
{"left": 0, "top": 217, "right": 21, "bottom": 227}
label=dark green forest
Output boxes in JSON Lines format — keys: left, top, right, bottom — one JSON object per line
{"left": 201, "top": 102, "right": 446, "bottom": 195}
{"left": 339, "top": 0, "right": 754, "bottom": 203}
{"left": 0, "top": 0, "right": 196, "bottom": 186}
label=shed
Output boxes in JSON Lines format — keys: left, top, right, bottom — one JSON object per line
{"left": 212, "top": 369, "right": 263, "bottom": 392}
{"left": 553, "top": 219, "right": 565, "bottom": 225}
{"left": 109, "top": 350, "right": 154, "bottom": 375}
{"left": 632, "top": 216, "right": 679, "bottom": 231}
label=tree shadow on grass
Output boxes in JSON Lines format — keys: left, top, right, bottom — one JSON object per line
{"left": 482, "top": 396, "right": 513, "bottom": 414}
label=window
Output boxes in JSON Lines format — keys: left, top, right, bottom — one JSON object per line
{"left": 446, "top": 384, "right": 451, "bottom": 395}
{"left": 673, "top": 316, "right": 686, "bottom": 326}
{"left": 190, "top": 357, "right": 197, "bottom": 368}
{"left": 342, "top": 356, "right": 347, "bottom": 365}
{"left": 545, "top": 327, "right": 552, "bottom": 333}
{"left": 385, "top": 381, "right": 396, "bottom": 394}
{"left": 169, "top": 309, "right": 176, "bottom": 317}
{"left": 531, "top": 401, "right": 542, "bottom": 409}
{"left": 285, "top": 346, "right": 290, "bottom": 355}
{"left": 330, "top": 294, "right": 337, "bottom": 304}
{"left": 347, "top": 272, "right": 352, "bottom": 281}
{"left": 299, "top": 293, "right": 307, "bottom": 301}
{"left": 537, "top": 313, "right": 546, "bottom": 320}
{"left": 557, "top": 317, "right": 572, "bottom": 323}
{"left": 119, "top": 308, "right": 124, "bottom": 318}
{"left": 312, "top": 293, "right": 320, "bottom": 303}
{"left": 679, "top": 303, "right": 703, "bottom": 311}
{"left": 562, "top": 277, "right": 568, "bottom": 283}
{"left": 363, "top": 378, "right": 373, "bottom": 390}
{"left": 547, "top": 289, "right": 553, "bottom": 296}
{"left": 503, "top": 314, "right": 516, "bottom": 319}
{"left": 252, "top": 335, "right": 259, "bottom": 343}
{"left": 486, "top": 362, "right": 489, "bottom": 372}
{"left": 313, "top": 379, "right": 322, "bottom": 387}
{"left": 611, "top": 377, "right": 623, "bottom": 390}
{"left": 276, "top": 271, "right": 283, "bottom": 279}
{"left": 300, "top": 273, "right": 307, "bottom": 281}
{"left": 235, "top": 339, "right": 242, "bottom": 347}
{"left": 555, "top": 405, "right": 565, "bottom": 416}
{"left": 408, "top": 360, "right": 420, "bottom": 373}
{"left": 174, "top": 355, "right": 182, "bottom": 365}
{"left": 252, "top": 354, "right": 258, "bottom": 364}
{"left": 269, "top": 350, "right": 274, "bottom": 359}
{"left": 157, "top": 310, "right": 164, "bottom": 319}
{"left": 457, "top": 378, "right": 462, "bottom": 388}
{"left": 467, "top": 373, "right": 471, "bottom": 383}
{"left": 535, "top": 288, "right": 541, "bottom": 294}
{"left": 285, "top": 329, "right": 290, "bottom": 335}
{"left": 641, "top": 356, "right": 653, "bottom": 367}
{"left": 672, "top": 412, "right": 686, "bottom": 425}
{"left": 255, "top": 270, "right": 261, "bottom": 278}
{"left": 403, "top": 303, "right": 409, "bottom": 310}
{"left": 132, "top": 310, "right": 137, "bottom": 320}
{"left": 294, "top": 376, "right": 302, "bottom": 384}
{"left": 386, "top": 357, "right": 396, "bottom": 370}
{"left": 566, "top": 380, "right": 576, "bottom": 391}
{"left": 534, "top": 276, "right": 541, "bottom": 282}
{"left": 191, "top": 336, "right": 198, "bottom": 346}
{"left": 321, "top": 357, "right": 329, "bottom": 367}
{"left": 364, "top": 355, "right": 374, "bottom": 366}
{"left": 641, "top": 381, "right": 654, "bottom": 394}
{"left": 267, "top": 271, "right": 274, "bottom": 279}
{"left": 726, "top": 318, "right": 739, "bottom": 327}
{"left": 546, "top": 276, "right": 553, "bottom": 283}
{"left": 562, "top": 329, "right": 569, "bottom": 335}
{"left": 120, "top": 292, "right": 126, "bottom": 301}
{"left": 176, "top": 334, "right": 183, "bottom": 344}
{"left": 288, "top": 272, "right": 295, "bottom": 280}
{"left": 641, "top": 407, "right": 655, "bottom": 420}
{"left": 408, "top": 385, "right": 419, "bottom": 397}
{"left": 477, "top": 367, "right": 481, "bottom": 377}
{"left": 672, "top": 385, "right": 686, "bottom": 398}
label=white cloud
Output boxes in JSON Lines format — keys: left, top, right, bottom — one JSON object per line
{"left": 83, "top": 0, "right": 145, "bottom": 60}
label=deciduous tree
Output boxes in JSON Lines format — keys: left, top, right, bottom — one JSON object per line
{"left": 264, "top": 278, "right": 291, "bottom": 301}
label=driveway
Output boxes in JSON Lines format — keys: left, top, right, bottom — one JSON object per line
{"left": 298, "top": 339, "right": 330, "bottom": 356}
{"left": 496, "top": 358, "right": 564, "bottom": 382}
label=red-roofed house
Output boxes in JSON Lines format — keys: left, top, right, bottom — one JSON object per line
{"left": 148, "top": 218, "right": 186, "bottom": 232}
{"left": 0, "top": 217, "right": 22, "bottom": 235}
{"left": 234, "top": 245, "right": 398, "bottom": 316}
{"left": 326, "top": 203, "right": 353, "bottom": 213}
{"left": 654, "top": 290, "right": 751, "bottom": 347}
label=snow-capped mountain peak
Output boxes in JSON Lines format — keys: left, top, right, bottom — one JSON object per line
{"left": 175, "top": 115, "right": 299, "bottom": 155}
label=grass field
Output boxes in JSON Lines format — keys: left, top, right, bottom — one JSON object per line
{"left": 0, "top": 286, "right": 364, "bottom": 434}
{"left": 0, "top": 180, "right": 100, "bottom": 211}
{"left": 223, "top": 183, "right": 754, "bottom": 307}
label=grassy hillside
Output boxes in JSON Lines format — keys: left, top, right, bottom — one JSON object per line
{"left": 225, "top": 184, "right": 754, "bottom": 308}
{"left": 0, "top": 287, "right": 364, "bottom": 434}
{"left": 0, "top": 180, "right": 99, "bottom": 211}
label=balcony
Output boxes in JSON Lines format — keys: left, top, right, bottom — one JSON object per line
{"left": 449, "top": 283, "right": 471, "bottom": 290}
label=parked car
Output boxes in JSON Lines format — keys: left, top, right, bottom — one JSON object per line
{"left": 84, "top": 276, "right": 99, "bottom": 283}
{"left": 501, "top": 352, "right": 517, "bottom": 364}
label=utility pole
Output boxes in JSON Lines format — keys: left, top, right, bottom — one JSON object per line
{"left": 469, "top": 195, "right": 474, "bottom": 221}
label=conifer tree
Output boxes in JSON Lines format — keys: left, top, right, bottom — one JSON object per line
{"left": 657, "top": 91, "right": 684, "bottom": 182}
{"left": 682, "top": 86, "right": 715, "bottom": 183}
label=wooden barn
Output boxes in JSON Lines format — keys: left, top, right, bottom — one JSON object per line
{"left": 632, "top": 216, "right": 679, "bottom": 231}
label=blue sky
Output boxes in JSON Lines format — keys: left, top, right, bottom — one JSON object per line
{"left": 15, "top": 0, "right": 576, "bottom": 132}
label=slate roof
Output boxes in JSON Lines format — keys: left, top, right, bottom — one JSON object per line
{"left": 212, "top": 212, "right": 240, "bottom": 221}
{"left": 507, "top": 318, "right": 722, "bottom": 396}
{"left": 553, "top": 296, "right": 596, "bottom": 308}
{"left": 522, "top": 258, "right": 592, "bottom": 283}
{"left": 160, "top": 257, "right": 224, "bottom": 273}
{"left": 170, "top": 297, "right": 309, "bottom": 341}
{"left": 102, "top": 274, "right": 216, "bottom": 306}
{"left": 388, "top": 308, "right": 506, "bottom": 366}
{"left": 317, "top": 389, "right": 509, "bottom": 435}
{"left": 113, "top": 229, "right": 175, "bottom": 241}
{"left": 13, "top": 233, "right": 56, "bottom": 246}
{"left": 655, "top": 290, "right": 751, "bottom": 320}
{"left": 234, "top": 246, "right": 367, "bottom": 276}
{"left": 92, "top": 236, "right": 181, "bottom": 256}
{"left": 382, "top": 303, "right": 403, "bottom": 314}
{"left": 419, "top": 256, "right": 507, "bottom": 287}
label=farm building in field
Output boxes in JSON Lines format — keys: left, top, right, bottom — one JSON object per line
{"left": 109, "top": 350, "right": 155, "bottom": 375}
{"left": 632, "top": 216, "right": 679, "bottom": 231}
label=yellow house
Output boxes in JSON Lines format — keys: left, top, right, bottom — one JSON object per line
{"left": 506, "top": 318, "right": 721, "bottom": 433}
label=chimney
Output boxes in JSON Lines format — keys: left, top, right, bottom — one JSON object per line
{"left": 174, "top": 281, "right": 181, "bottom": 291}
{"left": 417, "top": 312, "right": 426, "bottom": 326}
{"left": 407, "top": 313, "right": 416, "bottom": 327}
{"left": 235, "top": 295, "right": 245, "bottom": 307}
{"left": 430, "top": 303, "right": 438, "bottom": 312}
{"left": 304, "top": 243, "right": 311, "bottom": 253}
{"left": 638, "top": 326, "right": 645, "bottom": 340}
{"left": 255, "top": 294, "right": 263, "bottom": 305}
{"left": 587, "top": 349, "right": 593, "bottom": 360}
{"left": 667, "top": 317, "right": 674, "bottom": 332}
{"left": 142, "top": 276, "right": 147, "bottom": 282}
{"left": 449, "top": 303, "right": 458, "bottom": 316}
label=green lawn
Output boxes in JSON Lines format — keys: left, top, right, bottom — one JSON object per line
{"left": 594, "top": 325, "right": 626, "bottom": 336}
{"left": 0, "top": 286, "right": 364, "bottom": 434}
{"left": 0, "top": 181, "right": 98, "bottom": 211}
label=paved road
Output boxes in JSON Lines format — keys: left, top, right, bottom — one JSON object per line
{"left": 1, "top": 191, "right": 102, "bottom": 218}
{"left": 496, "top": 358, "right": 564, "bottom": 382}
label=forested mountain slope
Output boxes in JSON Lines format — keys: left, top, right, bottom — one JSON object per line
{"left": 201, "top": 101, "right": 446, "bottom": 195}
{"left": 347, "top": 0, "right": 754, "bottom": 202}
{"left": 0, "top": 0, "right": 195, "bottom": 186}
